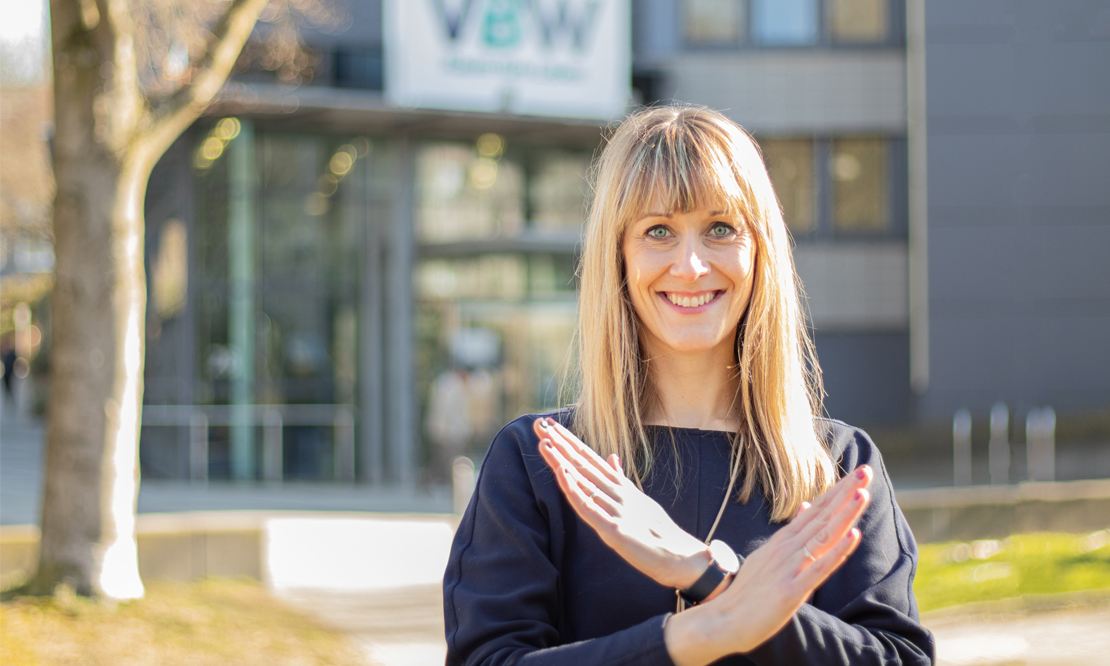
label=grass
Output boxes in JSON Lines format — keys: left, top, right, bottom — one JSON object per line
{"left": 0, "top": 578, "right": 367, "bottom": 666}
{"left": 914, "top": 530, "right": 1110, "bottom": 613}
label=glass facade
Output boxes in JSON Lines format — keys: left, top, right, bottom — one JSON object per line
{"left": 414, "top": 138, "right": 589, "bottom": 482}
{"left": 415, "top": 141, "right": 524, "bottom": 243}
{"left": 143, "top": 123, "right": 382, "bottom": 481}
{"left": 142, "top": 126, "right": 591, "bottom": 484}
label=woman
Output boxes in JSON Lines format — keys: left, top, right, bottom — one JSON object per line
{"left": 443, "top": 106, "right": 934, "bottom": 665}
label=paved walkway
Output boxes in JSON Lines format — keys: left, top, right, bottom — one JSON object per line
{"left": 277, "top": 586, "right": 446, "bottom": 666}
{"left": 927, "top": 603, "right": 1110, "bottom": 666}
{"left": 276, "top": 585, "right": 1110, "bottom": 666}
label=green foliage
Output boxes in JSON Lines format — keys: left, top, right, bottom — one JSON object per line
{"left": 0, "top": 578, "right": 366, "bottom": 666}
{"left": 914, "top": 531, "right": 1110, "bottom": 613}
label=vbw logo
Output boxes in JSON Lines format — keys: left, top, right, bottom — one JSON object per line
{"left": 429, "top": 0, "right": 602, "bottom": 51}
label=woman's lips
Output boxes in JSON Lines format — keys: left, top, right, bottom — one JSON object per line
{"left": 659, "top": 290, "right": 722, "bottom": 312}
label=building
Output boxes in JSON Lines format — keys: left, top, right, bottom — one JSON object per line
{"left": 140, "top": 0, "right": 1110, "bottom": 486}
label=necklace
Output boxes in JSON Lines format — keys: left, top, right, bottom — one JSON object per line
{"left": 675, "top": 440, "right": 742, "bottom": 613}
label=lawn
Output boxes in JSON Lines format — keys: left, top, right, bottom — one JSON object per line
{"left": 914, "top": 530, "right": 1110, "bottom": 613}
{"left": 0, "top": 578, "right": 366, "bottom": 666}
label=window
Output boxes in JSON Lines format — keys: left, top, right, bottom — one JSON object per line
{"left": 528, "top": 152, "right": 592, "bottom": 232}
{"left": 415, "top": 141, "right": 525, "bottom": 243}
{"left": 684, "top": 0, "right": 895, "bottom": 47}
{"left": 684, "top": 0, "right": 747, "bottom": 45}
{"left": 831, "top": 138, "right": 887, "bottom": 232}
{"left": 761, "top": 139, "right": 816, "bottom": 234}
{"left": 828, "top": 0, "right": 887, "bottom": 42}
{"left": 751, "top": 0, "right": 819, "bottom": 45}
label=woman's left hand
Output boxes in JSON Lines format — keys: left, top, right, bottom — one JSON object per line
{"left": 533, "top": 417, "right": 714, "bottom": 591}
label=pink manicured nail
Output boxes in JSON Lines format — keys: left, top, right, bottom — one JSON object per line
{"left": 856, "top": 465, "right": 870, "bottom": 480}
{"left": 854, "top": 489, "right": 864, "bottom": 502}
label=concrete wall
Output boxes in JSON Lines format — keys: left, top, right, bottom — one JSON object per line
{"left": 660, "top": 51, "right": 907, "bottom": 134}
{"left": 0, "top": 512, "right": 457, "bottom": 591}
{"left": 898, "top": 479, "right": 1110, "bottom": 543}
{"left": 796, "top": 242, "right": 909, "bottom": 330}
{"left": 922, "top": 0, "right": 1110, "bottom": 420}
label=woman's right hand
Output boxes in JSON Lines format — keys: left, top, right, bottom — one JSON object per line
{"left": 663, "top": 464, "right": 874, "bottom": 665}
{"left": 533, "top": 417, "right": 714, "bottom": 591}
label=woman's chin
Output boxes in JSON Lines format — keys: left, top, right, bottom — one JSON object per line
{"left": 648, "top": 333, "right": 735, "bottom": 357}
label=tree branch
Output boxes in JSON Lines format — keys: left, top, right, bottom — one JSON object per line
{"left": 141, "top": 0, "right": 271, "bottom": 158}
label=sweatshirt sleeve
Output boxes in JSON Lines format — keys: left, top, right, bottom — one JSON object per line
{"left": 443, "top": 415, "right": 677, "bottom": 666}
{"left": 745, "top": 424, "right": 936, "bottom": 666}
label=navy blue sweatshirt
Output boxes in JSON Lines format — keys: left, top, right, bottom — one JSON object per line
{"left": 444, "top": 411, "right": 935, "bottom": 665}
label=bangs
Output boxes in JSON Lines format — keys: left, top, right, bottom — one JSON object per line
{"left": 620, "top": 116, "right": 755, "bottom": 224}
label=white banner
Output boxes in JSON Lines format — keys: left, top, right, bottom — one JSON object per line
{"left": 385, "top": 0, "right": 631, "bottom": 120}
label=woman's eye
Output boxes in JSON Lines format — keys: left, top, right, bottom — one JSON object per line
{"left": 709, "top": 223, "right": 734, "bottom": 237}
{"left": 647, "top": 226, "right": 671, "bottom": 239}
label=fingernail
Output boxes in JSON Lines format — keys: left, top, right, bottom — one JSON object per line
{"left": 856, "top": 466, "right": 870, "bottom": 480}
{"left": 854, "top": 489, "right": 865, "bottom": 502}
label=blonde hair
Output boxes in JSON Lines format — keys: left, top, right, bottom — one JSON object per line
{"left": 571, "top": 105, "right": 834, "bottom": 521}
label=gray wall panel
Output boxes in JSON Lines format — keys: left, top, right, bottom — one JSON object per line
{"left": 816, "top": 333, "right": 912, "bottom": 426}
{"left": 921, "top": 0, "right": 1110, "bottom": 420}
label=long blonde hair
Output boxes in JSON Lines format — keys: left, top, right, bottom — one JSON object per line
{"left": 571, "top": 105, "right": 834, "bottom": 521}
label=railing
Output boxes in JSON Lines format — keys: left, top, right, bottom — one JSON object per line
{"left": 142, "top": 404, "right": 356, "bottom": 483}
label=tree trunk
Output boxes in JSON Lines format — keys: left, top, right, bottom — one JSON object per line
{"left": 24, "top": 0, "right": 275, "bottom": 599}
{"left": 28, "top": 0, "right": 152, "bottom": 599}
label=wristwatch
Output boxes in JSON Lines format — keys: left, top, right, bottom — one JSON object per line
{"left": 679, "top": 539, "right": 741, "bottom": 605}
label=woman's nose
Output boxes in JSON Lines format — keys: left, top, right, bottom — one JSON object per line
{"left": 670, "top": 238, "right": 710, "bottom": 282}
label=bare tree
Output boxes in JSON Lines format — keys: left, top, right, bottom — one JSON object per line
{"left": 20, "top": 0, "right": 338, "bottom": 599}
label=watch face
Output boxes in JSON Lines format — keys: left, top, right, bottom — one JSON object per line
{"left": 709, "top": 539, "right": 741, "bottom": 574}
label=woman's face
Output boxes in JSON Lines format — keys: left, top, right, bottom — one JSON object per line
{"left": 622, "top": 203, "right": 757, "bottom": 359}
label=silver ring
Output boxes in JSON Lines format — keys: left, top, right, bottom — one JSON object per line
{"left": 802, "top": 545, "right": 815, "bottom": 562}
{"left": 590, "top": 490, "right": 602, "bottom": 501}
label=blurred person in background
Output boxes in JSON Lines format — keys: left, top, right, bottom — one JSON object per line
{"left": 2, "top": 333, "right": 16, "bottom": 399}
{"left": 443, "top": 106, "right": 934, "bottom": 665}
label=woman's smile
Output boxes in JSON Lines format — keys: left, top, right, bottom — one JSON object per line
{"left": 623, "top": 205, "right": 757, "bottom": 357}
{"left": 660, "top": 289, "right": 723, "bottom": 310}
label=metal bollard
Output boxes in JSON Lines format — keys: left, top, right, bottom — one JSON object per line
{"left": 453, "top": 456, "right": 476, "bottom": 516}
{"left": 953, "top": 409, "right": 972, "bottom": 486}
{"left": 989, "top": 402, "right": 1010, "bottom": 485}
{"left": 263, "top": 408, "right": 283, "bottom": 483}
{"left": 1026, "top": 407, "right": 1056, "bottom": 482}
{"left": 189, "top": 410, "right": 209, "bottom": 483}
{"left": 334, "top": 406, "right": 356, "bottom": 483}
